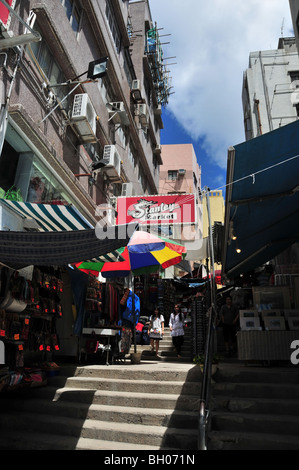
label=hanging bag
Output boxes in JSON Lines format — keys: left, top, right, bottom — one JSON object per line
{"left": 85, "top": 331, "right": 99, "bottom": 354}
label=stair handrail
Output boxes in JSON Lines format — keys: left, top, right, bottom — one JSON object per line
{"left": 198, "top": 301, "right": 217, "bottom": 450}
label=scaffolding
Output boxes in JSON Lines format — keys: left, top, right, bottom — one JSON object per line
{"left": 145, "top": 24, "right": 173, "bottom": 107}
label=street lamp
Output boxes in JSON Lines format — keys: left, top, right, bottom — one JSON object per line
{"left": 87, "top": 57, "right": 109, "bottom": 80}
{"left": 40, "top": 57, "right": 109, "bottom": 124}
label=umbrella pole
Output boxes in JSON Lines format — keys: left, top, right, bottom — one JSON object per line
{"left": 133, "top": 275, "right": 136, "bottom": 353}
{"left": 129, "top": 273, "right": 137, "bottom": 353}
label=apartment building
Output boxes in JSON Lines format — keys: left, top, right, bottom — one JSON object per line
{"left": 159, "top": 144, "right": 201, "bottom": 196}
{"left": 242, "top": 36, "right": 299, "bottom": 141}
{"left": 0, "top": 0, "right": 167, "bottom": 228}
{"left": 289, "top": 0, "right": 299, "bottom": 52}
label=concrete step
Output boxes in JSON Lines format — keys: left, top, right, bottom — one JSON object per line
{"left": 71, "top": 364, "right": 201, "bottom": 382}
{"left": 60, "top": 375, "right": 201, "bottom": 395}
{"left": 208, "top": 430, "right": 299, "bottom": 450}
{"left": 209, "top": 361, "right": 299, "bottom": 450}
{"left": 213, "top": 366, "right": 299, "bottom": 384}
{"left": 0, "top": 362, "right": 201, "bottom": 450}
{"left": 211, "top": 411, "right": 299, "bottom": 436}
{"left": 212, "top": 381, "right": 299, "bottom": 400}
{"left": 1, "top": 397, "right": 198, "bottom": 428}
{"left": 0, "top": 411, "right": 198, "bottom": 449}
{"left": 0, "top": 429, "right": 165, "bottom": 450}
{"left": 212, "top": 395, "right": 299, "bottom": 415}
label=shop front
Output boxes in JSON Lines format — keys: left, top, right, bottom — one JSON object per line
{"left": 222, "top": 119, "right": 299, "bottom": 363}
{"left": 0, "top": 201, "right": 135, "bottom": 391}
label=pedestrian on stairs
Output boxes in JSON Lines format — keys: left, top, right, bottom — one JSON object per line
{"left": 169, "top": 304, "right": 185, "bottom": 358}
{"left": 219, "top": 296, "right": 239, "bottom": 356}
{"left": 149, "top": 307, "right": 164, "bottom": 356}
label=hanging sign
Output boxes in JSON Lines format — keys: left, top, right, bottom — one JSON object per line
{"left": 116, "top": 194, "right": 196, "bottom": 225}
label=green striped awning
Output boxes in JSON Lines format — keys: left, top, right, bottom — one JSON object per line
{"left": 0, "top": 200, "right": 125, "bottom": 264}
{"left": 1, "top": 200, "right": 93, "bottom": 232}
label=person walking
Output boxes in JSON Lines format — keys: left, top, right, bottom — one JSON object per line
{"left": 169, "top": 304, "right": 185, "bottom": 358}
{"left": 149, "top": 307, "right": 164, "bottom": 356}
{"left": 219, "top": 296, "right": 239, "bottom": 355}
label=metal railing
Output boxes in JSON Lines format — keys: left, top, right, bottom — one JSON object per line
{"left": 198, "top": 302, "right": 217, "bottom": 450}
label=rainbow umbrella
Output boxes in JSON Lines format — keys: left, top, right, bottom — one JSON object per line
{"left": 74, "top": 231, "right": 187, "bottom": 278}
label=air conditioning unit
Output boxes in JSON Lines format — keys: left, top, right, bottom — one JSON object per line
{"left": 154, "top": 104, "right": 162, "bottom": 116}
{"left": 71, "top": 94, "right": 97, "bottom": 143}
{"left": 154, "top": 144, "right": 161, "bottom": 154}
{"left": 136, "top": 103, "right": 149, "bottom": 127}
{"left": 131, "top": 80, "right": 141, "bottom": 92}
{"left": 101, "top": 145, "right": 122, "bottom": 182}
{"left": 121, "top": 182, "right": 136, "bottom": 197}
{"left": 178, "top": 169, "right": 186, "bottom": 176}
{"left": 131, "top": 80, "right": 142, "bottom": 100}
{"left": 107, "top": 102, "right": 129, "bottom": 126}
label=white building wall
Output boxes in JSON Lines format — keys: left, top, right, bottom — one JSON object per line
{"left": 242, "top": 38, "right": 299, "bottom": 140}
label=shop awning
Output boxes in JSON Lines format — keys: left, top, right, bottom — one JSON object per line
{"left": 0, "top": 200, "right": 135, "bottom": 269}
{"left": 1, "top": 199, "right": 94, "bottom": 232}
{"left": 222, "top": 120, "right": 299, "bottom": 280}
{"left": 0, "top": 225, "right": 135, "bottom": 270}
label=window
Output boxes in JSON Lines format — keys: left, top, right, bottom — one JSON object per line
{"left": 168, "top": 170, "right": 178, "bottom": 181}
{"left": 27, "top": 26, "right": 67, "bottom": 105}
{"left": 60, "top": 0, "right": 82, "bottom": 35}
{"left": 105, "top": 0, "right": 122, "bottom": 53}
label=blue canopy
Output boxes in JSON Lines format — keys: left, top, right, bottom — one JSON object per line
{"left": 222, "top": 119, "right": 299, "bottom": 280}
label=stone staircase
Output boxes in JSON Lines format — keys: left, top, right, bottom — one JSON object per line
{"left": 208, "top": 361, "right": 299, "bottom": 450}
{"left": 0, "top": 361, "right": 201, "bottom": 450}
{"left": 133, "top": 326, "right": 193, "bottom": 362}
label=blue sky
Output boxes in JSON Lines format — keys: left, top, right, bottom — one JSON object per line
{"left": 149, "top": 0, "right": 295, "bottom": 194}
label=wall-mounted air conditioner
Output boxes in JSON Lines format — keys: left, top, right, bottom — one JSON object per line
{"left": 131, "top": 80, "right": 142, "bottom": 100}
{"left": 101, "top": 145, "right": 122, "bottom": 182}
{"left": 132, "top": 80, "right": 141, "bottom": 93}
{"left": 154, "top": 104, "right": 162, "bottom": 116}
{"left": 154, "top": 144, "right": 161, "bottom": 154}
{"left": 121, "top": 182, "right": 136, "bottom": 197}
{"left": 136, "top": 103, "right": 149, "bottom": 127}
{"left": 178, "top": 169, "right": 186, "bottom": 176}
{"left": 107, "top": 101, "right": 129, "bottom": 126}
{"left": 71, "top": 94, "right": 97, "bottom": 143}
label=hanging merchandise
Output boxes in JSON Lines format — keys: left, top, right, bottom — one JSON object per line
{"left": 121, "top": 290, "right": 140, "bottom": 326}
{"left": 67, "top": 266, "right": 89, "bottom": 336}
{"left": 0, "top": 265, "right": 64, "bottom": 393}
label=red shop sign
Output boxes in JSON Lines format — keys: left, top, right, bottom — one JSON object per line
{"left": 116, "top": 194, "right": 196, "bottom": 225}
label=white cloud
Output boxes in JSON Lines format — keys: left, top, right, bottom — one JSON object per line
{"left": 149, "top": 0, "right": 294, "bottom": 169}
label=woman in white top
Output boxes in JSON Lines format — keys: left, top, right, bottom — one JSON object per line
{"left": 149, "top": 307, "right": 164, "bottom": 356}
{"left": 169, "top": 304, "right": 185, "bottom": 358}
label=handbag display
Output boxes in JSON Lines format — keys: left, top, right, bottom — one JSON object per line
{"left": 85, "top": 331, "right": 99, "bottom": 354}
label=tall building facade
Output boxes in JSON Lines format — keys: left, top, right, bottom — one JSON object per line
{"left": 242, "top": 37, "right": 299, "bottom": 141}
{"left": 289, "top": 0, "right": 299, "bottom": 52}
{"left": 0, "top": 0, "right": 168, "bottom": 228}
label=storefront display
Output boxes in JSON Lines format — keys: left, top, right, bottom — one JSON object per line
{"left": 79, "top": 278, "right": 141, "bottom": 364}
{"left": 0, "top": 265, "right": 63, "bottom": 392}
{"left": 237, "top": 285, "right": 299, "bottom": 361}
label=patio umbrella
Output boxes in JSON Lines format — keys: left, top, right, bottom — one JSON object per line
{"left": 75, "top": 231, "right": 187, "bottom": 353}
{"left": 74, "top": 231, "right": 187, "bottom": 278}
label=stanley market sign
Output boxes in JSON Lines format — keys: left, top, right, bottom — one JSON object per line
{"left": 116, "top": 194, "right": 196, "bottom": 225}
